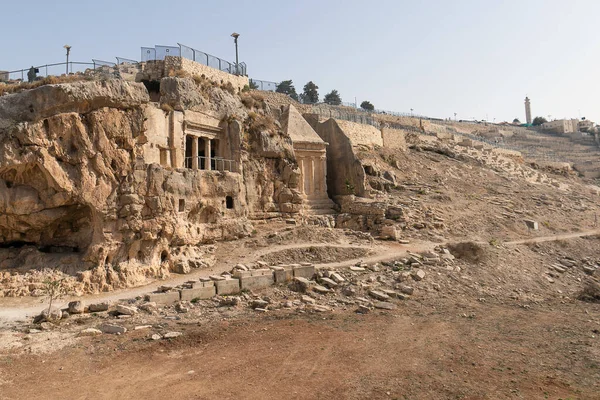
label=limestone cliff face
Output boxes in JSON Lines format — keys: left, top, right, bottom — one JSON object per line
{"left": 0, "top": 78, "right": 300, "bottom": 296}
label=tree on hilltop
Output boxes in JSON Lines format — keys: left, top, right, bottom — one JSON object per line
{"left": 301, "top": 81, "right": 319, "bottom": 104}
{"left": 248, "top": 80, "right": 259, "bottom": 90}
{"left": 513, "top": 118, "right": 520, "bottom": 124}
{"left": 360, "top": 100, "right": 374, "bottom": 111}
{"left": 324, "top": 90, "right": 342, "bottom": 105}
{"left": 276, "top": 80, "right": 298, "bottom": 101}
{"left": 532, "top": 116, "right": 547, "bottom": 126}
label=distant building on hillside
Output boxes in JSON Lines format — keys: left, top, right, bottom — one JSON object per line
{"left": 0, "top": 71, "right": 8, "bottom": 82}
{"left": 540, "top": 118, "right": 596, "bottom": 134}
{"left": 524, "top": 97, "right": 532, "bottom": 125}
{"left": 541, "top": 119, "right": 575, "bottom": 134}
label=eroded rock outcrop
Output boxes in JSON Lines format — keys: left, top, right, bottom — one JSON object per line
{"left": 0, "top": 77, "right": 302, "bottom": 296}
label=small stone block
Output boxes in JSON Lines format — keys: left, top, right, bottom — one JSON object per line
{"left": 180, "top": 286, "right": 216, "bottom": 301}
{"left": 251, "top": 269, "right": 272, "bottom": 277}
{"left": 233, "top": 270, "right": 252, "bottom": 279}
{"left": 145, "top": 291, "right": 181, "bottom": 304}
{"left": 293, "top": 265, "right": 316, "bottom": 279}
{"left": 239, "top": 274, "right": 274, "bottom": 291}
{"left": 209, "top": 275, "right": 226, "bottom": 281}
{"left": 215, "top": 278, "right": 241, "bottom": 295}
{"left": 272, "top": 266, "right": 293, "bottom": 283}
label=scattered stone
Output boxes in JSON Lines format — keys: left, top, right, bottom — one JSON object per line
{"left": 330, "top": 273, "right": 345, "bottom": 283}
{"left": 552, "top": 265, "right": 567, "bottom": 273}
{"left": 158, "top": 285, "right": 174, "bottom": 292}
{"left": 219, "top": 297, "right": 240, "bottom": 307}
{"left": 559, "top": 259, "right": 576, "bottom": 268}
{"left": 134, "top": 325, "right": 153, "bottom": 330}
{"left": 68, "top": 301, "right": 85, "bottom": 314}
{"left": 524, "top": 219, "right": 539, "bottom": 230}
{"left": 398, "top": 240, "right": 410, "bottom": 245}
{"left": 374, "top": 302, "right": 396, "bottom": 310}
{"left": 546, "top": 276, "right": 555, "bottom": 283}
{"left": 151, "top": 334, "right": 162, "bottom": 340}
{"left": 39, "top": 322, "right": 54, "bottom": 331}
{"left": 289, "top": 277, "right": 312, "bottom": 293}
{"left": 311, "top": 305, "right": 331, "bottom": 312}
{"left": 312, "top": 285, "right": 330, "bottom": 294}
{"left": 78, "top": 328, "right": 102, "bottom": 337}
{"left": 99, "top": 324, "right": 127, "bottom": 334}
{"left": 368, "top": 290, "right": 391, "bottom": 301}
{"left": 175, "top": 302, "right": 189, "bottom": 313}
{"left": 254, "top": 308, "right": 268, "bottom": 313}
{"left": 583, "top": 266, "right": 596, "bottom": 276}
{"left": 251, "top": 299, "right": 269, "bottom": 309}
{"left": 34, "top": 308, "right": 62, "bottom": 324}
{"left": 139, "top": 302, "right": 157, "bottom": 312}
{"left": 411, "top": 269, "right": 426, "bottom": 281}
{"left": 356, "top": 305, "right": 371, "bottom": 314}
{"left": 301, "top": 295, "right": 316, "bottom": 304}
{"left": 116, "top": 304, "right": 138, "bottom": 316}
{"left": 397, "top": 285, "right": 414, "bottom": 295}
{"left": 350, "top": 266, "right": 366, "bottom": 272}
{"left": 88, "top": 302, "right": 110, "bottom": 312}
{"left": 319, "top": 277, "right": 338, "bottom": 289}
{"left": 164, "top": 332, "right": 182, "bottom": 339}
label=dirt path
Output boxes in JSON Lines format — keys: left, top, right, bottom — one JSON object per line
{"left": 1, "top": 228, "right": 597, "bottom": 325}
{"left": 0, "top": 241, "right": 425, "bottom": 325}
{"left": 504, "top": 228, "right": 600, "bottom": 245}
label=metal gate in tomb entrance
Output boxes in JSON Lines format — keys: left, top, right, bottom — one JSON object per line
{"left": 183, "top": 120, "right": 236, "bottom": 172}
{"left": 282, "top": 105, "right": 336, "bottom": 215}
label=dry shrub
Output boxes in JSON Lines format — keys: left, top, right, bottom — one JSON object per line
{"left": 221, "top": 81, "right": 236, "bottom": 95}
{"left": 250, "top": 92, "right": 266, "bottom": 109}
{"left": 447, "top": 241, "right": 486, "bottom": 263}
{"left": 578, "top": 281, "right": 600, "bottom": 303}
{"left": 168, "top": 68, "right": 190, "bottom": 78}
{"left": 160, "top": 103, "right": 174, "bottom": 112}
{"left": 248, "top": 112, "right": 277, "bottom": 134}
{"left": 0, "top": 74, "right": 92, "bottom": 96}
{"left": 240, "top": 93, "right": 255, "bottom": 109}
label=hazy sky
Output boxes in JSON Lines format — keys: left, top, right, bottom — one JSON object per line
{"left": 3, "top": 0, "right": 599, "bottom": 123}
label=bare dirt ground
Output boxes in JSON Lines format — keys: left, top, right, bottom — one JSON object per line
{"left": 0, "top": 287, "right": 598, "bottom": 399}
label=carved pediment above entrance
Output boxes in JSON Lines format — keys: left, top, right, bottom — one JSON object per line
{"left": 183, "top": 120, "right": 222, "bottom": 138}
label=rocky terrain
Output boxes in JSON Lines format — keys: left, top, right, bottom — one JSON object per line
{"left": 1, "top": 75, "right": 600, "bottom": 399}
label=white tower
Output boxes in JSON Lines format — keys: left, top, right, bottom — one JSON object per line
{"left": 525, "top": 97, "right": 532, "bottom": 125}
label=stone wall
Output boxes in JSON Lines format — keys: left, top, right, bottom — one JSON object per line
{"left": 381, "top": 127, "right": 407, "bottom": 150}
{"left": 138, "top": 57, "right": 249, "bottom": 92}
{"left": 310, "top": 118, "right": 367, "bottom": 199}
{"left": 334, "top": 119, "right": 383, "bottom": 148}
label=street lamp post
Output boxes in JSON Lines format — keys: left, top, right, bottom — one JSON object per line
{"left": 64, "top": 45, "right": 71, "bottom": 75}
{"left": 230, "top": 33, "right": 240, "bottom": 75}
{"left": 410, "top": 108, "right": 414, "bottom": 117}
{"left": 454, "top": 112, "right": 457, "bottom": 121}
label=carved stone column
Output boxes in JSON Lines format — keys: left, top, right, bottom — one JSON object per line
{"left": 320, "top": 155, "right": 327, "bottom": 194}
{"left": 191, "top": 136, "right": 199, "bottom": 170}
{"left": 307, "top": 157, "right": 315, "bottom": 196}
{"left": 205, "top": 138, "right": 211, "bottom": 170}
{"left": 298, "top": 158, "right": 305, "bottom": 195}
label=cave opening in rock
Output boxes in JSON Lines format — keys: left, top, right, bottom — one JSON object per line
{"left": 141, "top": 80, "right": 161, "bottom": 102}
{"left": 226, "top": 196, "right": 234, "bottom": 209}
{"left": 160, "top": 250, "right": 169, "bottom": 263}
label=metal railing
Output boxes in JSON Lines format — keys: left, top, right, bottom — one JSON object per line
{"left": 184, "top": 156, "right": 238, "bottom": 172}
{"left": 141, "top": 44, "right": 247, "bottom": 76}
{"left": 5, "top": 62, "right": 97, "bottom": 81}
{"left": 1, "top": 58, "right": 144, "bottom": 83}
{"left": 250, "top": 78, "right": 277, "bottom": 91}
